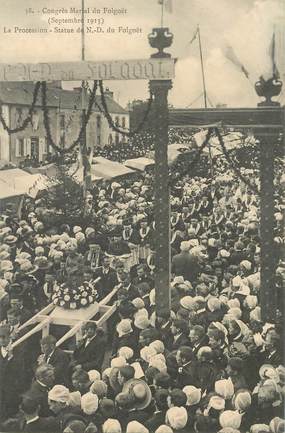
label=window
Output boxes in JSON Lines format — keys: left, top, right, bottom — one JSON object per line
{"left": 15, "top": 138, "right": 25, "bottom": 157}
{"left": 96, "top": 115, "right": 101, "bottom": 129}
{"left": 30, "top": 137, "right": 39, "bottom": 160}
{"left": 1, "top": 106, "right": 9, "bottom": 125}
{"left": 122, "top": 117, "right": 126, "bottom": 128}
{"left": 44, "top": 137, "right": 49, "bottom": 154}
{"left": 31, "top": 111, "right": 40, "bottom": 131}
{"left": 60, "top": 114, "right": 65, "bottom": 129}
{"left": 19, "top": 138, "right": 25, "bottom": 156}
{"left": 115, "top": 116, "right": 119, "bottom": 127}
{"left": 97, "top": 135, "right": 101, "bottom": 146}
{"left": 15, "top": 108, "right": 23, "bottom": 126}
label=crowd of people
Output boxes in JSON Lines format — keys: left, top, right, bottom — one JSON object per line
{"left": 0, "top": 128, "right": 284, "bottom": 433}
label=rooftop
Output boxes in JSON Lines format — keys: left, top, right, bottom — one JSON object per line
{"left": 0, "top": 82, "right": 128, "bottom": 114}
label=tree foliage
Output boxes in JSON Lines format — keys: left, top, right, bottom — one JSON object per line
{"left": 43, "top": 162, "right": 86, "bottom": 226}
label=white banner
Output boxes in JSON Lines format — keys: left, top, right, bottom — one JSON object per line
{"left": 0, "top": 58, "right": 175, "bottom": 81}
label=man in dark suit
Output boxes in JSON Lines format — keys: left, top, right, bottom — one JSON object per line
{"left": 171, "top": 241, "right": 200, "bottom": 283}
{"left": 189, "top": 325, "right": 209, "bottom": 356}
{"left": 21, "top": 396, "right": 59, "bottom": 433}
{"left": 94, "top": 255, "right": 118, "bottom": 299}
{"left": 132, "top": 264, "right": 154, "bottom": 288}
{"left": 9, "top": 292, "right": 33, "bottom": 325}
{"left": 176, "top": 346, "right": 199, "bottom": 387}
{"left": 262, "top": 328, "right": 283, "bottom": 367}
{"left": 107, "top": 227, "right": 131, "bottom": 256}
{"left": 171, "top": 319, "right": 190, "bottom": 351}
{"left": 72, "top": 322, "right": 107, "bottom": 372}
{"left": 0, "top": 324, "right": 26, "bottom": 421}
{"left": 145, "top": 389, "right": 168, "bottom": 431}
{"left": 27, "top": 364, "right": 55, "bottom": 417}
{"left": 38, "top": 335, "right": 70, "bottom": 386}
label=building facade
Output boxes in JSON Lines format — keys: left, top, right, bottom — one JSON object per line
{"left": 0, "top": 83, "right": 129, "bottom": 165}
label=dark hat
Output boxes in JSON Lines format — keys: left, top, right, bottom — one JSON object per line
{"left": 99, "top": 398, "right": 115, "bottom": 417}
{"left": 170, "top": 388, "right": 187, "bottom": 406}
{"left": 119, "top": 365, "right": 135, "bottom": 381}
{"left": 154, "top": 389, "right": 169, "bottom": 409}
{"left": 9, "top": 283, "right": 24, "bottom": 296}
{"left": 228, "top": 356, "right": 244, "bottom": 372}
{"left": 117, "top": 301, "right": 136, "bottom": 318}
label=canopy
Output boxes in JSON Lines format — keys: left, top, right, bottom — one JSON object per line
{"left": 0, "top": 169, "right": 50, "bottom": 198}
{"left": 0, "top": 182, "right": 23, "bottom": 199}
{"left": 92, "top": 160, "right": 135, "bottom": 179}
{"left": 0, "top": 168, "right": 31, "bottom": 188}
{"left": 92, "top": 156, "right": 114, "bottom": 165}
{"left": 13, "top": 174, "right": 50, "bottom": 198}
{"left": 124, "top": 157, "right": 155, "bottom": 172}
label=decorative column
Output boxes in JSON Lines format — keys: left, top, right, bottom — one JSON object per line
{"left": 148, "top": 28, "right": 173, "bottom": 317}
{"left": 255, "top": 77, "right": 283, "bottom": 322}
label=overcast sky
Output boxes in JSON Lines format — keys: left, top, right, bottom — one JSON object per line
{"left": 0, "top": 0, "right": 283, "bottom": 108}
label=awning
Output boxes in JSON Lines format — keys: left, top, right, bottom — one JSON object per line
{"left": 0, "top": 181, "right": 23, "bottom": 199}
{"left": 13, "top": 174, "right": 50, "bottom": 198}
{"left": 124, "top": 157, "right": 155, "bottom": 171}
{"left": 92, "top": 161, "right": 135, "bottom": 179}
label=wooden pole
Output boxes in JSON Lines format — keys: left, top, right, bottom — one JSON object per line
{"left": 149, "top": 27, "right": 173, "bottom": 318}
{"left": 255, "top": 78, "right": 282, "bottom": 322}
{"left": 149, "top": 79, "right": 172, "bottom": 317}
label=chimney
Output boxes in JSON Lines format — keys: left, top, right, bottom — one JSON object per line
{"left": 104, "top": 87, "right": 114, "bottom": 99}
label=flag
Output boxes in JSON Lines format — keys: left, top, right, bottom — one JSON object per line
{"left": 189, "top": 27, "right": 199, "bottom": 45}
{"left": 268, "top": 32, "right": 280, "bottom": 79}
{"left": 224, "top": 45, "right": 250, "bottom": 79}
{"left": 158, "top": 0, "right": 173, "bottom": 13}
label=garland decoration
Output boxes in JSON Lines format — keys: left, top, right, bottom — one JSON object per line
{"left": 41, "top": 80, "right": 98, "bottom": 154}
{"left": 52, "top": 280, "right": 98, "bottom": 310}
{"left": 97, "top": 80, "right": 153, "bottom": 137}
{"left": 214, "top": 127, "right": 259, "bottom": 194}
{"left": 169, "top": 127, "right": 214, "bottom": 185}
{"left": 185, "top": 127, "right": 214, "bottom": 170}
{"left": 0, "top": 82, "right": 41, "bottom": 134}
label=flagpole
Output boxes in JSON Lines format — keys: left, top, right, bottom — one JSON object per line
{"left": 81, "top": 0, "right": 85, "bottom": 61}
{"left": 197, "top": 25, "right": 214, "bottom": 177}
{"left": 81, "top": 0, "right": 90, "bottom": 207}
{"left": 161, "top": 1, "right": 164, "bottom": 27}
{"left": 197, "top": 25, "right": 207, "bottom": 109}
